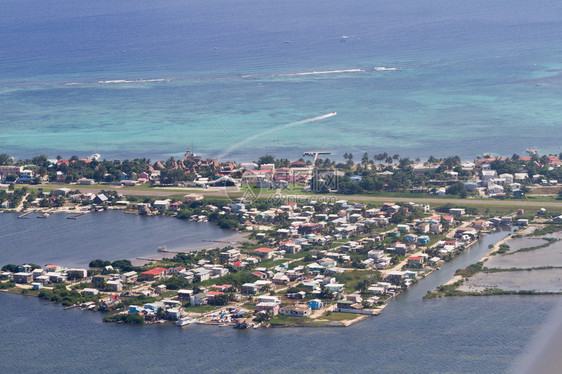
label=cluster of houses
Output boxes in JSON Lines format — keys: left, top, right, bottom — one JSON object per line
{"left": 0, "top": 165, "right": 35, "bottom": 183}
{"left": 237, "top": 161, "right": 312, "bottom": 188}
{"left": 474, "top": 155, "right": 561, "bottom": 197}
{"left": 2, "top": 264, "right": 87, "bottom": 290}
{"left": 228, "top": 199, "right": 432, "bottom": 243}
{"left": 140, "top": 262, "right": 230, "bottom": 284}
{"left": 394, "top": 155, "right": 561, "bottom": 198}
{"left": 2, "top": 191, "right": 543, "bottom": 327}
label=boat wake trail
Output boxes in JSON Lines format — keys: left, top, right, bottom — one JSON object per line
{"left": 218, "top": 112, "right": 337, "bottom": 159}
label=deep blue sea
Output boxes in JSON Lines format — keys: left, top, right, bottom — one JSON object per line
{"left": 2, "top": 0, "right": 562, "bottom": 161}
{"left": 0, "top": 227, "right": 560, "bottom": 373}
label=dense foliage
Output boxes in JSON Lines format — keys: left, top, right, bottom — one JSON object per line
{"left": 38, "top": 283, "right": 99, "bottom": 306}
{"left": 103, "top": 313, "right": 145, "bottom": 325}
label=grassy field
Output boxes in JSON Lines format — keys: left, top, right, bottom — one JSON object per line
{"left": 183, "top": 304, "right": 219, "bottom": 313}
{"left": 269, "top": 311, "right": 359, "bottom": 326}
{"left": 269, "top": 314, "right": 312, "bottom": 326}
{"left": 318, "top": 312, "right": 359, "bottom": 322}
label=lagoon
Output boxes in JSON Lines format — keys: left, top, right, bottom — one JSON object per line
{"left": 0, "top": 211, "right": 234, "bottom": 267}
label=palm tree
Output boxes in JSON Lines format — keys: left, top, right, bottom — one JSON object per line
{"left": 361, "top": 152, "right": 369, "bottom": 166}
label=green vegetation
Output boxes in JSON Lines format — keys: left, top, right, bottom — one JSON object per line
{"left": 103, "top": 313, "right": 145, "bottom": 325}
{"left": 183, "top": 304, "right": 218, "bottom": 313}
{"left": 1, "top": 263, "right": 41, "bottom": 272}
{"left": 153, "top": 277, "right": 193, "bottom": 290}
{"left": 38, "top": 284, "right": 99, "bottom": 306}
{"left": 197, "top": 271, "right": 257, "bottom": 288}
{"left": 318, "top": 312, "right": 359, "bottom": 322}
{"left": 118, "top": 295, "right": 157, "bottom": 306}
{"left": 496, "top": 244, "right": 510, "bottom": 254}
{"left": 482, "top": 266, "right": 562, "bottom": 273}
{"left": 505, "top": 237, "right": 558, "bottom": 255}
{"left": 424, "top": 281, "right": 562, "bottom": 299}
{"left": 0, "top": 281, "right": 16, "bottom": 290}
{"left": 455, "top": 262, "right": 484, "bottom": 278}
{"left": 0, "top": 187, "right": 28, "bottom": 210}
{"left": 253, "top": 310, "right": 274, "bottom": 323}
{"left": 334, "top": 270, "right": 382, "bottom": 292}
{"left": 269, "top": 314, "right": 312, "bottom": 326}
{"left": 527, "top": 224, "right": 562, "bottom": 237}
{"left": 424, "top": 281, "right": 466, "bottom": 299}
{"left": 89, "top": 259, "right": 141, "bottom": 272}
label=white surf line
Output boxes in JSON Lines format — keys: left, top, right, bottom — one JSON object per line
{"left": 98, "top": 78, "right": 168, "bottom": 84}
{"left": 218, "top": 112, "right": 337, "bottom": 159}
{"left": 276, "top": 69, "right": 364, "bottom": 77}
{"left": 240, "top": 69, "right": 364, "bottom": 79}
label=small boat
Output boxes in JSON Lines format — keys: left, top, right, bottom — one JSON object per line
{"left": 157, "top": 246, "right": 169, "bottom": 253}
{"left": 177, "top": 317, "right": 196, "bottom": 327}
{"left": 234, "top": 319, "right": 251, "bottom": 329}
{"left": 37, "top": 212, "right": 50, "bottom": 218}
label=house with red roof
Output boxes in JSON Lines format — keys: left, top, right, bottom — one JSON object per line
{"left": 547, "top": 155, "right": 561, "bottom": 166}
{"left": 140, "top": 267, "right": 168, "bottom": 281}
{"left": 206, "top": 291, "right": 225, "bottom": 305}
{"left": 445, "top": 240, "right": 458, "bottom": 248}
{"left": 253, "top": 247, "right": 276, "bottom": 259}
{"left": 290, "top": 160, "right": 306, "bottom": 168}
{"left": 232, "top": 261, "right": 247, "bottom": 270}
{"left": 169, "top": 201, "right": 183, "bottom": 211}
{"left": 251, "top": 271, "right": 268, "bottom": 280}
{"left": 442, "top": 216, "right": 454, "bottom": 225}
{"left": 45, "top": 264, "right": 62, "bottom": 273}
{"left": 211, "top": 284, "right": 232, "bottom": 292}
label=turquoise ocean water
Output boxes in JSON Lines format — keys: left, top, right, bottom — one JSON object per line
{"left": 2, "top": 0, "right": 562, "bottom": 162}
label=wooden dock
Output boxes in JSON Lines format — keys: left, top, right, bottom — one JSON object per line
{"left": 18, "top": 211, "right": 33, "bottom": 219}
{"left": 67, "top": 213, "right": 85, "bottom": 220}
{"left": 136, "top": 257, "right": 161, "bottom": 262}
